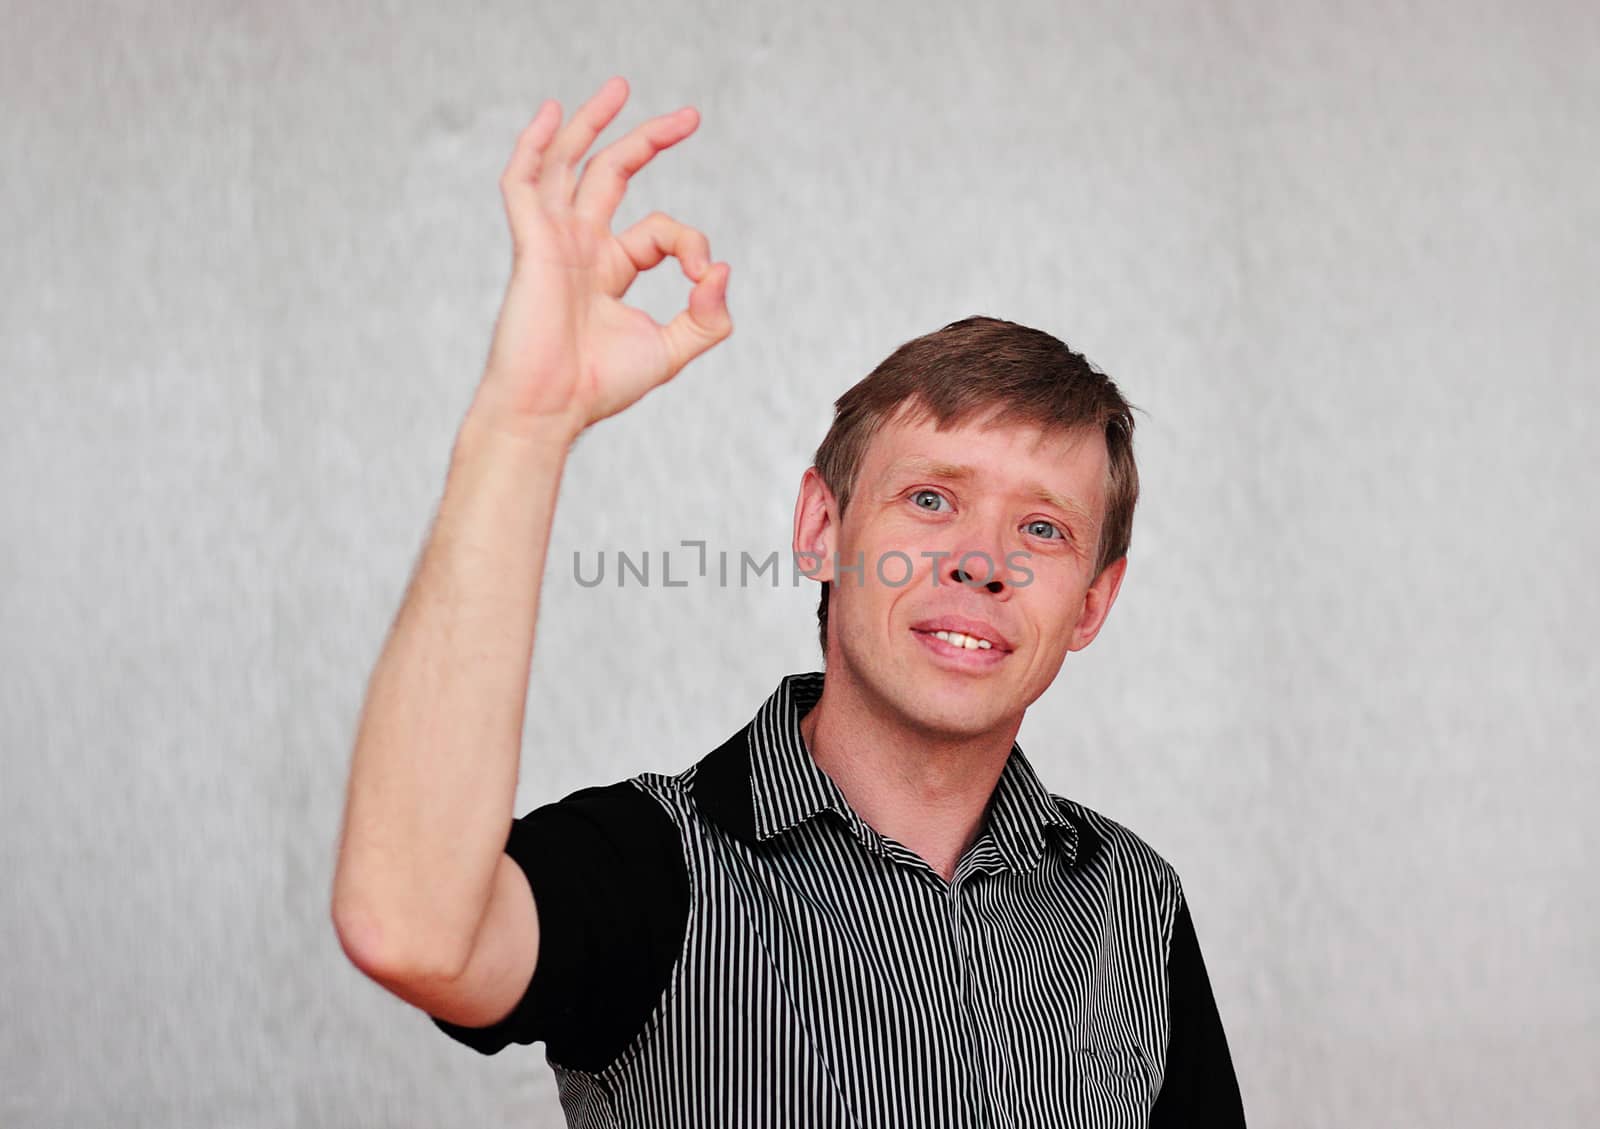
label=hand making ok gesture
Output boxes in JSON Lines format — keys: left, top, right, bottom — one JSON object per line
{"left": 469, "top": 75, "right": 734, "bottom": 445}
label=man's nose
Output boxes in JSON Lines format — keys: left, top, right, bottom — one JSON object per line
{"left": 931, "top": 508, "right": 1023, "bottom": 595}
{"left": 948, "top": 557, "right": 1006, "bottom": 594}
{"left": 943, "top": 529, "right": 1011, "bottom": 594}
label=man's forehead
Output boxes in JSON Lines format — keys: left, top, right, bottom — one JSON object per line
{"left": 854, "top": 415, "right": 1106, "bottom": 524}
{"left": 875, "top": 450, "right": 1100, "bottom": 518}
{"left": 874, "top": 401, "right": 1099, "bottom": 449}
{"left": 865, "top": 412, "right": 1107, "bottom": 480}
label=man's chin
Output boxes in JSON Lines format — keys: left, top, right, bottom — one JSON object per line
{"left": 892, "top": 691, "right": 1008, "bottom": 742}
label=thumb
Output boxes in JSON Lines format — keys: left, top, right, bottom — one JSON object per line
{"left": 660, "top": 262, "right": 733, "bottom": 376}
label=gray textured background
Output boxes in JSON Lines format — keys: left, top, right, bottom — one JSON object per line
{"left": 3, "top": 1, "right": 1597, "bottom": 1126}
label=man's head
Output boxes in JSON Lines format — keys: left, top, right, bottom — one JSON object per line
{"left": 791, "top": 315, "right": 1138, "bottom": 739}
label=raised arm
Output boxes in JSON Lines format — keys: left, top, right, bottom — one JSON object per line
{"left": 329, "top": 76, "right": 732, "bottom": 1017}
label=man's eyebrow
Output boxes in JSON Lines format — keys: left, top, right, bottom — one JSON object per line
{"left": 880, "top": 456, "right": 1093, "bottom": 522}
{"left": 879, "top": 456, "right": 974, "bottom": 486}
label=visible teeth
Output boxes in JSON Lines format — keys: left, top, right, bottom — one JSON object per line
{"left": 933, "top": 630, "right": 993, "bottom": 650}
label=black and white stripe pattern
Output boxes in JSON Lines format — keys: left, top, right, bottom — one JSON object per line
{"left": 543, "top": 671, "right": 1187, "bottom": 1128}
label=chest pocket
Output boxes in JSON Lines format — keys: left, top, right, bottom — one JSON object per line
{"left": 1077, "top": 1042, "right": 1156, "bottom": 1113}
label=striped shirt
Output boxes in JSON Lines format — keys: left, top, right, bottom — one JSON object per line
{"left": 432, "top": 671, "right": 1245, "bottom": 1127}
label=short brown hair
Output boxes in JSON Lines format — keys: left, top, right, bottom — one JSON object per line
{"left": 810, "top": 315, "right": 1139, "bottom": 657}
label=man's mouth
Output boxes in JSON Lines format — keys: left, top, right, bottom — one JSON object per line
{"left": 919, "top": 629, "right": 994, "bottom": 651}
{"left": 910, "top": 624, "right": 1013, "bottom": 668}
{"left": 908, "top": 616, "right": 1014, "bottom": 652}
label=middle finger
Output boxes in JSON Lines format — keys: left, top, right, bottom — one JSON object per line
{"left": 538, "top": 75, "right": 631, "bottom": 209}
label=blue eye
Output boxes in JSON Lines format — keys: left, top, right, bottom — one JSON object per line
{"left": 1025, "top": 519, "right": 1063, "bottom": 540}
{"left": 911, "top": 489, "right": 949, "bottom": 512}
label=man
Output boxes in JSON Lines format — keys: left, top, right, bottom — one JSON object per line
{"left": 331, "top": 74, "right": 1245, "bottom": 1128}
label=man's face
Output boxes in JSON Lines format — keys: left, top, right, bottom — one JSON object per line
{"left": 793, "top": 407, "right": 1127, "bottom": 742}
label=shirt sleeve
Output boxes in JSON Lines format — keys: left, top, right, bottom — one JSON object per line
{"left": 428, "top": 779, "right": 690, "bottom": 1072}
{"left": 1148, "top": 895, "right": 1247, "bottom": 1128}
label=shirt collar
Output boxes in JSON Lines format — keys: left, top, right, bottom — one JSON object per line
{"left": 692, "top": 671, "right": 1096, "bottom": 874}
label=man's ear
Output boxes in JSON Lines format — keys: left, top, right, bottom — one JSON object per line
{"left": 1067, "top": 556, "right": 1128, "bottom": 652}
{"left": 792, "top": 467, "right": 839, "bottom": 584}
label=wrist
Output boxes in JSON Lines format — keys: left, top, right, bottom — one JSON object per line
{"left": 452, "top": 414, "right": 578, "bottom": 483}
{"left": 458, "top": 399, "right": 583, "bottom": 454}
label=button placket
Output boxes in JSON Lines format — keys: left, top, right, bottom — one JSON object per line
{"left": 947, "top": 876, "right": 994, "bottom": 1126}
{"left": 956, "top": 873, "right": 1025, "bottom": 1128}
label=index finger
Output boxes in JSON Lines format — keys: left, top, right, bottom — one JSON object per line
{"left": 573, "top": 107, "right": 700, "bottom": 225}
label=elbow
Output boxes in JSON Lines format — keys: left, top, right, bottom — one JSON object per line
{"left": 330, "top": 895, "right": 387, "bottom": 975}
{"left": 330, "top": 895, "right": 466, "bottom": 986}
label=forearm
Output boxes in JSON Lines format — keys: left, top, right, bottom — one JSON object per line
{"left": 331, "top": 76, "right": 731, "bottom": 987}
{"left": 331, "top": 406, "right": 572, "bottom": 981}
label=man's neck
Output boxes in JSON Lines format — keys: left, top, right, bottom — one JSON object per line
{"left": 796, "top": 674, "right": 1020, "bottom": 883}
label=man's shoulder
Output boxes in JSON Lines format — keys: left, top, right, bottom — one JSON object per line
{"left": 1048, "top": 792, "right": 1185, "bottom": 901}
{"left": 506, "top": 777, "right": 680, "bottom": 860}
{"left": 629, "top": 764, "right": 701, "bottom": 816}
{"left": 529, "top": 770, "right": 695, "bottom": 832}
{"left": 525, "top": 733, "right": 734, "bottom": 844}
